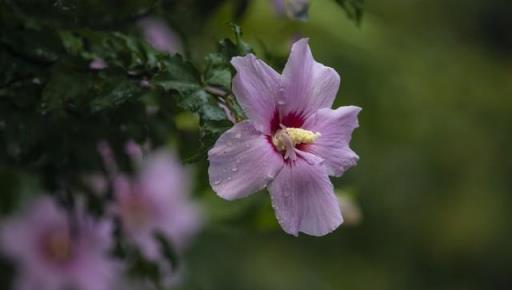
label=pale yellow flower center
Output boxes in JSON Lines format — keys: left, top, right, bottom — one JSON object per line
{"left": 123, "top": 197, "right": 151, "bottom": 228}
{"left": 45, "top": 230, "right": 72, "bottom": 262}
{"left": 272, "top": 127, "right": 320, "bottom": 160}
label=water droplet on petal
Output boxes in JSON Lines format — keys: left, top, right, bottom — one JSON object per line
{"left": 235, "top": 132, "right": 242, "bottom": 138}
{"left": 214, "top": 180, "right": 221, "bottom": 185}
{"left": 231, "top": 167, "right": 238, "bottom": 172}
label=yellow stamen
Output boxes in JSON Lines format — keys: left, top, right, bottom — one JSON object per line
{"left": 272, "top": 127, "right": 321, "bottom": 152}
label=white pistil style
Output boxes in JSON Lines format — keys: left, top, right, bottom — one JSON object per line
{"left": 272, "top": 125, "right": 321, "bottom": 160}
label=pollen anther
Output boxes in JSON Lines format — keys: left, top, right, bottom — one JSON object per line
{"left": 272, "top": 127, "right": 320, "bottom": 159}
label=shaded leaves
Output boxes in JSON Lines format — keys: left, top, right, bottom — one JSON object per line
{"left": 154, "top": 25, "right": 251, "bottom": 161}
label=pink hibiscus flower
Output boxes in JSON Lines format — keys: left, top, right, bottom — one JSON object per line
{"left": 0, "top": 197, "right": 119, "bottom": 290}
{"left": 208, "top": 38, "right": 361, "bottom": 236}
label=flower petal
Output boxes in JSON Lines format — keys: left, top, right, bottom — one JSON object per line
{"left": 160, "top": 202, "right": 202, "bottom": 252}
{"left": 208, "top": 121, "right": 284, "bottom": 200}
{"left": 268, "top": 153, "right": 343, "bottom": 236}
{"left": 302, "top": 106, "right": 361, "bottom": 177}
{"left": 231, "top": 55, "right": 281, "bottom": 134}
{"left": 280, "top": 38, "right": 340, "bottom": 118}
{"left": 139, "top": 150, "right": 189, "bottom": 203}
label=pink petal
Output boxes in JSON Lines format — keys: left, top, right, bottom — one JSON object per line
{"left": 138, "top": 17, "right": 182, "bottom": 54}
{"left": 71, "top": 255, "right": 120, "bottom": 290}
{"left": 302, "top": 106, "right": 361, "bottom": 177}
{"left": 268, "top": 153, "right": 342, "bottom": 236}
{"left": 231, "top": 55, "right": 281, "bottom": 134}
{"left": 280, "top": 38, "right": 340, "bottom": 118}
{"left": 160, "top": 202, "right": 202, "bottom": 252}
{"left": 139, "top": 150, "right": 189, "bottom": 204}
{"left": 208, "top": 121, "right": 284, "bottom": 200}
{"left": 272, "top": 0, "right": 286, "bottom": 15}
{"left": 134, "top": 233, "right": 161, "bottom": 261}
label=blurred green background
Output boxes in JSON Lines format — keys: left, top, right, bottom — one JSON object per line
{"left": 181, "top": 1, "right": 512, "bottom": 290}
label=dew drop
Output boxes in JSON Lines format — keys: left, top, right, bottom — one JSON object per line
{"left": 235, "top": 132, "right": 242, "bottom": 139}
{"left": 278, "top": 87, "right": 285, "bottom": 96}
{"left": 231, "top": 167, "right": 238, "bottom": 172}
{"left": 214, "top": 180, "right": 221, "bottom": 185}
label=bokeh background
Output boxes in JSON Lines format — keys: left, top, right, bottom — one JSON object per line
{"left": 2, "top": 0, "right": 512, "bottom": 290}
{"left": 183, "top": 1, "right": 512, "bottom": 290}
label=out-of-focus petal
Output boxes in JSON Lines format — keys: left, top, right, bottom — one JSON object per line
{"left": 133, "top": 234, "right": 160, "bottom": 261}
{"left": 302, "top": 106, "right": 361, "bottom": 176}
{"left": 138, "top": 17, "right": 182, "bottom": 54}
{"left": 89, "top": 58, "right": 108, "bottom": 70}
{"left": 280, "top": 38, "right": 340, "bottom": 118}
{"left": 160, "top": 202, "right": 202, "bottom": 252}
{"left": 139, "top": 150, "right": 188, "bottom": 203}
{"left": 268, "top": 153, "right": 342, "bottom": 236}
{"left": 208, "top": 121, "right": 284, "bottom": 200}
{"left": 0, "top": 197, "right": 64, "bottom": 261}
{"left": 71, "top": 252, "right": 120, "bottom": 290}
{"left": 0, "top": 197, "right": 120, "bottom": 290}
{"left": 231, "top": 55, "right": 281, "bottom": 134}
{"left": 272, "top": 0, "right": 309, "bottom": 21}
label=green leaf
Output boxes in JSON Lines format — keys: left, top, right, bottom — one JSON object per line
{"left": 89, "top": 78, "right": 144, "bottom": 113}
{"left": 153, "top": 54, "right": 202, "bottom": 94}
{"left": 59, "top": 30, "right": 161, "bottom": 71}
{"left": 333, "top": 0, "right": 364, "bottom": 25}
{"left": 0, "top": 170, "right": 40, "bottom": 216}
{"left": 203, "top": 52, "right": 232, "bottom": 89}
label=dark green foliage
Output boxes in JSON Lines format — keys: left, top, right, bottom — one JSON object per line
{"left": 153, "top": 25, "right": 252, "bottom": 162}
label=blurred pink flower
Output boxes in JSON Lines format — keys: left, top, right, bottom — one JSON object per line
{"left": 112, "top": 149, "right": 202, "bottom": 261}
{"left": 0, "top": 197, "right": 119, "bottom": 290}
{"left": 89, "top": 58, "right": 108, "bottom": 70}
{"left": 138, "top": 17, "right": 182, "bottom": 54}
{"left": 208, "top": 38, "right": 361, "bottom": 236}
{"left": 82, "top": 173, "right": 108, "bottom": 196}
{"left": 272, "top": 0, "right": 309, "bottom": 21}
